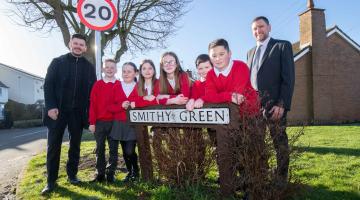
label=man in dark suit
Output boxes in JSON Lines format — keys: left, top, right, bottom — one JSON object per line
{"left": 42, "top": 33, "right": 96, "bottom": 194}
{"left": 247, "top": 16, "right": 295, "bottom": 189}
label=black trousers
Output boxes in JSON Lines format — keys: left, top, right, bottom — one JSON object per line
{"left": 46, "top": 110, "right": 83, "bottom": 184}
{"left": 94, "top": 121, "right": 119, "bottom": 176}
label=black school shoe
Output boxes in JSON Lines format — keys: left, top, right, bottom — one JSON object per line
{"left": 68, "top": 176, "right": 82, "bottom": 185}
{"left": 123, "top": 173, "right": 132, "bottom": 183}
{"left": 91, "top": 174, "right": 106, "bottom": 183}
{"left": 41, "top": 182, "right": 57, "bottom": 195}
{"left": 131, "top": 171, "right": 139, "bottom": 181}
{"left": 106, "top": 173, "right": 116, "bottom": 183}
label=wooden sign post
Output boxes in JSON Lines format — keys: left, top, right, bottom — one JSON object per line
{"left": 128, "top": 103, "right": 240, "bottom": 197}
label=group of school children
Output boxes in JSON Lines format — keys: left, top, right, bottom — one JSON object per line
{"left": 88, "top": 38, "right": 260, "bottom": 183}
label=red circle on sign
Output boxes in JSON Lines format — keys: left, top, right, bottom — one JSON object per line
{"left": 77, "top": 0, "right": 118, "bottom": 31}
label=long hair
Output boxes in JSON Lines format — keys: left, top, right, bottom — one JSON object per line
{"left": 159, "top": 51, "right": 184, "bottom": 94}
{"left": 137, "top": 59, "right": 157, "bottom": 96}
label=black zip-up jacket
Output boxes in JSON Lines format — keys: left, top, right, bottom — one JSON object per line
{"left": 43, "top": 53, "right": 96, "bottom": 128}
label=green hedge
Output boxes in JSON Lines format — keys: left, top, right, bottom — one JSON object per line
{"left": 13, "top": 119, "right": 43, "bottom": 128}
{"left": 5, "top": 99, "right": 43, "bottom": 121}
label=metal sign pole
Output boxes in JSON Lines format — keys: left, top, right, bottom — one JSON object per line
{"left": 95, "top": 30, "right": 102, "bottom": 80}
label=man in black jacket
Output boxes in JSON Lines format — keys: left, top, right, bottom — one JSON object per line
{"left": 247, "top": 16, "right": 295, "bottom": 190}
{"left": 42, "top": 34, "right": 96, "bottom": 194}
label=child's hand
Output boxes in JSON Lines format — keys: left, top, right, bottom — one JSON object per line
{"left": 89, "top": 125, "right": 95, "bottom": 133}
{"left": 175, "top": 94, "right": 188, "bottom": 105}
{"left": 122, "top": 100, "right": 130, "bottom": 109}
{"left": 186, "top": 99, "right": 195, "bottom": 111}
{"left": 144, "top": 95, "right": 155, "bottom": 101}
{"left": 231, "top": 93, "right": 245, "bottom": 105}
{"left": 130, "top": 102, "right": 136, "bottom": 108}
{"left": 156, "top": 94, "right": 170, "bottom": 100}
{"left": 194, "top": 98, "right": 204, "bottom": 108}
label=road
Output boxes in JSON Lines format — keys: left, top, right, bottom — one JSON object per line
{"left": 0, "top": 127, "right": 65, "bottom": 199}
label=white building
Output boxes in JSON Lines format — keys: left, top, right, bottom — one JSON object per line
{"left": 0, "top": 63, "right": 44, "bottom": 105}
{"left": 0, "top": 81, "right": 9, "bottom": 120}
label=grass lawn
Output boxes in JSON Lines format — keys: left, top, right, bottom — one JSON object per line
{"left": 17, "top": 125, "right": 360, "bottom": 200}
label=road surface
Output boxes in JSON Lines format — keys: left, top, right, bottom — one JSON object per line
{"left": 0, "top": 127, "right": 50, "bottom": 199}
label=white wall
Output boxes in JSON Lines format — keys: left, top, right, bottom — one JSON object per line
{"left": 0, "top": 64, "right": 44, "bottom": 104}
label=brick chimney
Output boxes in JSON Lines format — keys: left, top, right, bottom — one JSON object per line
{"left": 299, "top": 0, "right": 333, "bottom": 122}
{"left": 299, "top": 0, "right": 326, "bottom": 48}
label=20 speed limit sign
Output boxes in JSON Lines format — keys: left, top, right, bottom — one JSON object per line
{"left": 77, "top": 0, "right": 118, "bottom": 31}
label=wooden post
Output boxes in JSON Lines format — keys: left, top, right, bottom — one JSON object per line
{"left": 135, "top": 126, "right": 153, "bottom": 181}
{"left": 215, "top": 125, "right": 236, "bottom": 197}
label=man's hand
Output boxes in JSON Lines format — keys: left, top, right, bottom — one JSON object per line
{"left": 48, "top": 108, "right": 59, "bottom": 120}
{"left": 269, "top": 105, "right": 285, "bottom": 120}
{"left": 231, "top": 93, "right": 245, "bottom": 105}
{"left": 89, "top": 125, "right": 95, "bottom": 133}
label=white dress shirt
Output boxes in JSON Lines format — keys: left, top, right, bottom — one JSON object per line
{"left": 144, "top": 83, "right": 152, "bottom": 96}
{"left": 214, "top": 60, "right": 234, "bottom": 77}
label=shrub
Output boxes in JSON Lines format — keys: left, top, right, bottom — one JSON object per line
{"left": 4, "top": 99, "right": 43, "bottom": 121}
{"left": 13, "top": 119, "right": 43, "bottom": 128}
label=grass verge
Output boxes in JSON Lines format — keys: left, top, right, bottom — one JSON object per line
{"left": 17, "top": 125, "right": 360, "bottom": 199}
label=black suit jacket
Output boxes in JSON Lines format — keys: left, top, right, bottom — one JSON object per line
{"left": 247, "top": 38, "right": 295, "bottom": 111}
{"left": 43, "top": 53, "right": 96, "bottom": 128}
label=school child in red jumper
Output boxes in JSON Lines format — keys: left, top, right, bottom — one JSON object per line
{"left": 135, "top": 59, "right": 158, "bottom": 107}
{"left": 89, "top": 59, "right": 119, "bottom": 183}
{"left": 155, "top": 51, "right": 191, "bottom": 105}
{"left": 186, "top": 54, "right": 213, "bottom": 111}
{"left": 204, "top": 39, "right": 259, "bottom": 116}
{"left": 108, "top": 62, "right": 142, "bottom": 182}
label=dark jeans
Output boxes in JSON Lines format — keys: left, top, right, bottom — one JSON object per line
{"left": 120, "top": 140, "right": 139, "bottom": 175}
{"left": 94, "top": 121, "right": 119, "bottom": 176}
{"left": 46, "top": 110, "right": 83, "bottom": 184}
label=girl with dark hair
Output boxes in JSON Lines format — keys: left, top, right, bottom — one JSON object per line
{"left": 108, "top": 62, "right": 140, "bottom": 182}
{"left": 156, "top": 51, "right": 191, "bottom": 105}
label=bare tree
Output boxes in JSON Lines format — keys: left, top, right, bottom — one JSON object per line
{"left": 6, "top": 0, "right": 191, "bottom": 64}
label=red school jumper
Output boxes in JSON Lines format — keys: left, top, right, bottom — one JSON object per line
{"left": 190, "top": 80, "right": 205, "bottom": 100}
{"left": 89, "top": 79, "right": 119, "bottom": 125}
{"left": 154, "top": 72, "right": 191, "bottom": 105}
{"left": 108, "top": 81, "right": 157, "bottom": 121}
{"left": 203, "top": 60, "right": 260, "bottom": 116}
{"left": 135, "top": 80, "right": 159, "bottom": 107}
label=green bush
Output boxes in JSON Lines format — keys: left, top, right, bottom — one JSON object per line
{"left": 4, "top": 99, "right": 43, "bottom": 121}
{"left": 13, "top": 119, "right": 43, "bottom": 128}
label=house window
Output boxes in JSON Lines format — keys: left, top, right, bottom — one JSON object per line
{"left": 0, "top": 88, "right": 2, "bottom": 96}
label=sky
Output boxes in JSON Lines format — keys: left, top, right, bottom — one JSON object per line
{"left": 0, "top": 0, "right": 359, "bottom": 79}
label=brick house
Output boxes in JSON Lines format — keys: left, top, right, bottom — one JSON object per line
{"left": 288, "top": 0, "right": 360, "bottom": 124}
